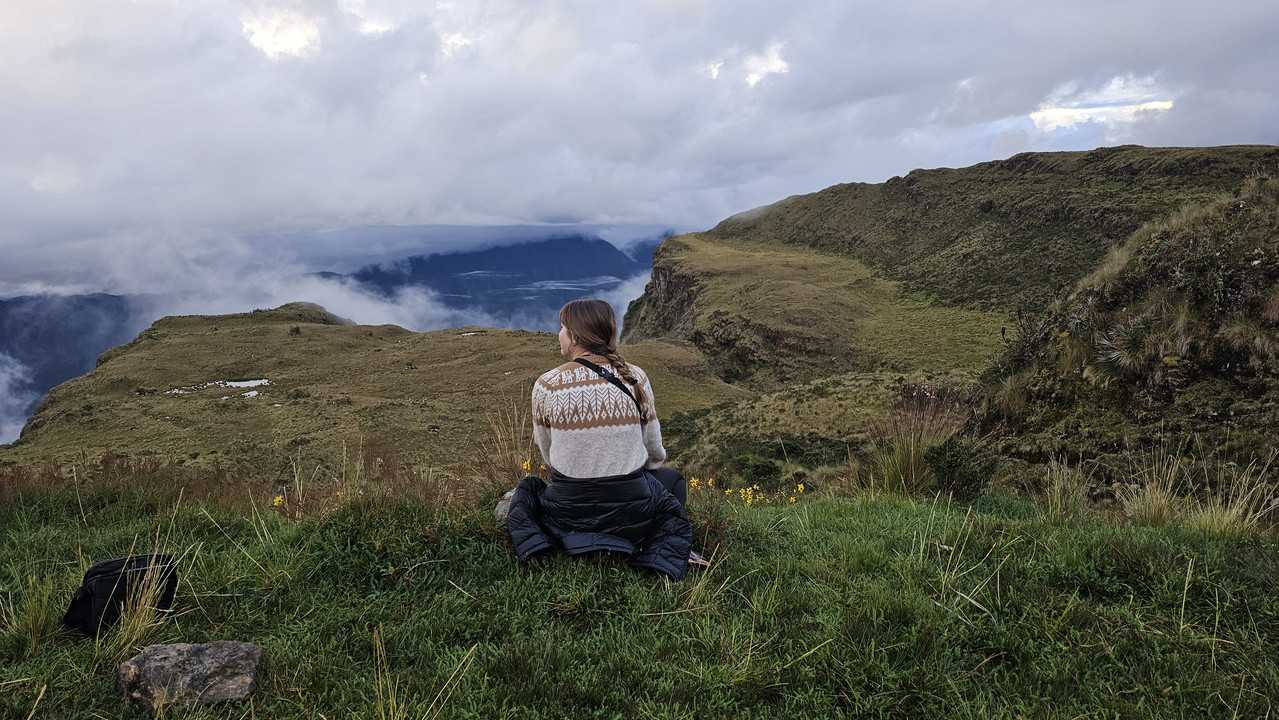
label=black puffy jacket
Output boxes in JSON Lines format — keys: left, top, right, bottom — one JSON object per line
{"left": 506, "top": 467, "right": 692, "bottom": 581}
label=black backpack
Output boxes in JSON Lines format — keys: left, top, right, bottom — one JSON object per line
{"left": 63, "top": 554, "right": 178, "bottom": 636}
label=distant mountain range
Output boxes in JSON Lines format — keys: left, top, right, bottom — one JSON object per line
{"left": 0, "top": 231, "right": 669, "bottom": 442}
{"left": 333, "top": 233, "right": 662, "bottom": 319}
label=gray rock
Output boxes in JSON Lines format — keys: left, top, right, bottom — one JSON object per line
{"left": 118, "top": 641, "right": 263, "bottom": 712}
{"left": 494, "top": 488, "right": 516, "bottom": 526}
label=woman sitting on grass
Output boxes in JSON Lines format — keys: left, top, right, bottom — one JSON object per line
{"left": 505, "top": 298, "right": 708, "bottom": 580}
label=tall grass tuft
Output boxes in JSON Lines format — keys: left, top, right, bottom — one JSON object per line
{"left": 1116, "top": 443, "right": 1190, "bottom": 526}
{"left": 1187, "top": 453, "right": 1278, "bottom": 535}
{"left": 862, "top": 384, "right": 966, "bottom": 495}
{"left": 1040, "top": 458, "right": 1093, "bottom": 520}
{"left": 470, "top": 397, "right": 537, "bottom": 494}
{"left": 371, "top": 626, "right": 410, "bottom": 720}
{"left": 0, "top": 574, "right": 61, "bottom": 660}
{"left": 93, "top": 503, "right": 200, "bottom": 665}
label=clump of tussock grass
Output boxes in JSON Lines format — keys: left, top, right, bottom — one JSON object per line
{"left": 468, "top": 397, "right": 539, "bottom": 495}
{"left": 1115, "top": 443, "right": 1191, "bottom": 526}
{"left": 1186, "top": 452, "right": 1278, "bottom": 535}
{"left": 371, "top": 626, "right": 410, "bottom": 720}
{"left": 0, "top": 574, "right": 61, "bottom": 661}
{"left": 1263, "top": 287, "right": 1279, "bottom": 324}
{"left": 91, "top": 498, "right": 201, "bottom": 666}
{"left": 860, "top": 384, "right": 966, "bottom": 495}
{"left": 1110, "top": 442, "right": 1277, "bottom": 535}
{"left": 369, "top": 625, "right": 478, "bottom": 720}
{"left": 1039, "top": 457, "right": 1094, "bottom": 520}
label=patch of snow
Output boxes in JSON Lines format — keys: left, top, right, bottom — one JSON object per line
{"left": 459, "top": 331, "right": 482, "bottom": 336}
{"left": 241, "top": 390, "right": 260, "bottom": 398}
{"left": 226, "top": 379, "right": 271, "bottom": 388}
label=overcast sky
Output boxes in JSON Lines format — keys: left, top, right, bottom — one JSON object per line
{"left": 2, "top": 0, "right": 1278, "bottom": 296}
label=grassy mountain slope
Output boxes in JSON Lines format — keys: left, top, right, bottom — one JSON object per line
{"left": 707, "top": 145, "right": 1279, "bottom": 310}
{"left": 980, "top": 174, "right": 1279, "bottom": 469}
{"left": 621, "top": 145, "right": 1279, "bottom": 481}
{"left": 0, "top": 302, "right": 749, "bottom": 470}
{"left": 622, "top": 233, "right": 1006, "bottom": 387}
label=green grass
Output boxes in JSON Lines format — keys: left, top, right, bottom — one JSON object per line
{"left": 981, "top": 175, "right": 1279, "bottom": 470}
{"left": 3, "top": 467, "right": 1278, "bottom": 718}
{"left": 0, "top": 304, "right": 749, "bottom": 470}
{"left": 624, "top": 233, "right": 1006, "bottom": 387}
{"left": 706, "top": 145, "right": 1279, "bottom": 311}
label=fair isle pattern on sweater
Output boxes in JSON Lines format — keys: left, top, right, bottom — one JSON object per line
{"left": 531, "top": 356, "right": 667, "bottom": 479}
{"left": 535, "top": 365, "right": 647, "bottom": 429}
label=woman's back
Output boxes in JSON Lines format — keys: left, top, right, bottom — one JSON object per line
{"left": 531, "top": 352, "right": 667, "bottom": 479}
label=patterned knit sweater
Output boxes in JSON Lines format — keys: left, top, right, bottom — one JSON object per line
{"left": 531, "top": 353, "right": 668, "bottom": 479}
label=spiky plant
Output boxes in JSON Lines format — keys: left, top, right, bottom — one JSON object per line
{"left": 1097, "top": 315, "right": 1154, "bottom": 378}
{"left": 1116, "top": 442, "right": 1192, "bottom": 526}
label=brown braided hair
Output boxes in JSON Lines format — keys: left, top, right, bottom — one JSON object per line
{"left": 559, "top": 298, "right": 649, "bottom": 420}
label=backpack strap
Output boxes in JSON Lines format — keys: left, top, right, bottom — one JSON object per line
{"left": 573, "top": 357, "right": 647, "bottom": 425}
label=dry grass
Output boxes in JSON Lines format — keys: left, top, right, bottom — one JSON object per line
{"left": 1186, "top": 453, "right": 1278, "bottom": 535}
{"left": 1112, "top": 443, "right": 1277, "bottom": 534}
{"left": 1263, "top": 287, "right": 1279, "bottom": 324}
{"left": 92, "top": 521, "right": 199, "bottom": 666}
{"left": 468, "top": 397, "right": 539, "bottom": 493}
{"left": 371, "top": 626, "right": 410, "bottom": 720}
{"left": 1116, "top": 444, "right": 1191, "bottom": 526}
{"left": 1040, "top": 458, "right": 1093, "bottom": 520}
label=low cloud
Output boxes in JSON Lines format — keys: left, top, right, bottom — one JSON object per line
{"left": 4, "top": 1, "right": 1277, "bottom": 298}
{"left": 0, "top": 354, "right": 36, "bottom": 444}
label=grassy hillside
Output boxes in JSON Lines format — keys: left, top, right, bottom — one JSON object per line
{"left": 3, "top": 149, "right": 1279, "bottom": 719}
{"left": 981, "top": 174, "right": 1279, "bottom": 472}
{"left": 623, "top": 233, "right": 1006, "bottom": 387}
{"left": 707, "top": 145, "right": 1279, "bottom": 310}
{"left": 0, "top": 303, "right": 750, "bottom": 471}
{"left": 3, "top": 464, "right": 1277, "bottom": 718}
{"left": 621, "top": 145, "right": 1279, "bottom": 486}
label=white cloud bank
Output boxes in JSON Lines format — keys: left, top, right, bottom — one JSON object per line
{"left": 0, "top": 354, "right": 37, "bottom": 444}
{"left": 1, "top": 0, "right": 1277, "bottom": 297}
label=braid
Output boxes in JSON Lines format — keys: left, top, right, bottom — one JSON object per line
{"left": 600, "top": 348, "right": 649, "bottom": 421}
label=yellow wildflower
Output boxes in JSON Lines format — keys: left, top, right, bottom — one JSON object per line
{"left": 521, "top": 458, "right": 531, "bottom": 473}
{"left": 788, "top": 496, "right": 796, "bottom": 504}
{"left": 272, "top": 494, "right": 285, "bottom": 508}
{"left": 797, "top": 482, "right": 806, "bottom": 494}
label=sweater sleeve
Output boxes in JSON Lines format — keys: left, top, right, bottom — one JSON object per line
{"left": 531, "top": 380, "right": 552, "bottom": 469}
{"left": 639, "top": 371, "right": 667, "bottom": 469}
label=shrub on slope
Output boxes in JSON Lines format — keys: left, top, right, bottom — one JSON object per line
{"left": 982, "top": 175, "right": 1279, "bottom": 467}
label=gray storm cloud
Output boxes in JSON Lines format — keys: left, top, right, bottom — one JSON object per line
{"left": 1, "top": 0, "right": 1278, "bottom": 295}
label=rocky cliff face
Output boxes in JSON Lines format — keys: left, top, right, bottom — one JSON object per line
{"left": 621, "top": 239, "right": 699, "bottom": 344}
